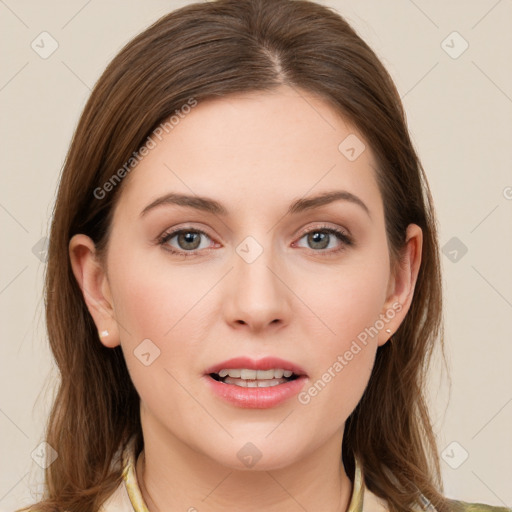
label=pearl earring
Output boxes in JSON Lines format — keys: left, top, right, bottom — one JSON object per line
{"left": 99, "top": 330, "right": 109, "bottom": 338}
{"left": 385, "top": 329, "right": 391, "bottom": 334}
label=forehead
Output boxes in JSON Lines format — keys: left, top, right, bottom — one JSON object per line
{"left": 114, "top": 85, "right": 383, "bottom": 220}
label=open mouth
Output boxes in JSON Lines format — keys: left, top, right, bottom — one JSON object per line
{"left": 204, "top": 360, "right": 308, "bottom": 408}
{"left": 209, "top": 368, "right": 300, "bottom": 388}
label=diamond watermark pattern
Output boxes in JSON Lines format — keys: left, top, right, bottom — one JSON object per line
{"left": 441, "top": 31, "right": 469, "bottom": 59}
{"left": 236, "top": 236, "right": 263, "bottom": 264}
{"left": 441, "top": 441, "right": 469, "bottom": 469}
{"left": 31, "top": 31, "right": 59, "bottom": 59}
{"left": 31, "top": 236, "right": 49, "bottom": 262}
{"left": 442, "top": 236, "right": 468, "bottom": 263}
{"left": 237, "top": 442, "right": 262, "bottom": 468}
{"left": 31, "top": 442, "right": 58, "bottom": 469}
{"left": 338, "top": 134, "right": 366, "bottom": 162}
{"left": 134, "top": 338, "right": 161, "bottom": 366}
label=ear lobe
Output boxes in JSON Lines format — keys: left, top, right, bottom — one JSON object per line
{"left": 69, "top": 234, "right": 120, "bottom": 348}
{"left": 378, "top": 223, "right": 423, "bottom": 347}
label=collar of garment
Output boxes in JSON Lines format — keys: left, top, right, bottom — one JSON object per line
{"left": 99, "top": 438, "right": 437, "bottom": 512}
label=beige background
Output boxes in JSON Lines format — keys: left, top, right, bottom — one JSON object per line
{"left": 1, "top": 0, "right": 511, "bottom": 510}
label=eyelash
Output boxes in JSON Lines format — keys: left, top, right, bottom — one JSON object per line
{"left": 157, "top": 225, "right": 353, "bottom": 258}
{"left": 157, "top": 228, "right": 214, "bottom": 258}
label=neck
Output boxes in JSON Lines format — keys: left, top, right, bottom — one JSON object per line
{"left": 135, "top": 425, "right": 353, "bottom": 512}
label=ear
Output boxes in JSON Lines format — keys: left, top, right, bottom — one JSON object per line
{"left": 69, "top": 234, "right": 120, "bottom": 348}
{"left": 377, "top": 223, "right": 423, "bottom": 347}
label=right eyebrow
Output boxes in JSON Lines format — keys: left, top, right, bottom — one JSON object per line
{"left": 140, "top": 193, "right": 227, "bottom": 217}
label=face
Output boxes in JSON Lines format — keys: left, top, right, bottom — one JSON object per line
{"left": 71, "top": 84, "right": 421, "bottom": 471}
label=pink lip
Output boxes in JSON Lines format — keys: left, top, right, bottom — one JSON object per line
{"left": 203, "top": 356, "right": 308, "bottom": 409}
{"left": 204, "top": 356, "right": 307, "bottom": 376}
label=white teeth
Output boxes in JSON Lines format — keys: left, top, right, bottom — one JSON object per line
{"left": 223, "top": 377, "right": 286, "bottom": 388}
{"left": 257, "top": 380, "right": 281, "bottom": 387}
{"left": 241, "top": 369, "right": 257, "bottom": 379}
{"left": 256, "top": 369, "right": 274, "bottom": 379}
{"left": 215, "top": 368, "right": 296, "bottom": 380}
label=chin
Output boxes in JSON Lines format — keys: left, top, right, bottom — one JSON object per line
{"left": 203, "top": 438, "right": 306, "bottom": 472}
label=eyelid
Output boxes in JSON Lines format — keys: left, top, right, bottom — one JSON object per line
{"left": 157, "top": 226, "right": 217, "bottom": 257}
{"left": 157, "top": 223, "right": 353, "bottom": 257}
{"left": 295, "top": 222, "right": 351, "bottom": 240}
{"left": 292, "top": 223, "right": 353, "bottom": 253}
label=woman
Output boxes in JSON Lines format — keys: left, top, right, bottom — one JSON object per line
{"left": 19, "top": 0, "right": 508, "bottom": 510}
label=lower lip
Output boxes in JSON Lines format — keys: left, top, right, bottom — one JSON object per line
{"left": 204, "top": 375, "right": 308, "bottom": 409}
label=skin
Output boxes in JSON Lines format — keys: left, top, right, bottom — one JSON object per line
{"left": 70, "top": 84, "right": 422, "bottom": 511}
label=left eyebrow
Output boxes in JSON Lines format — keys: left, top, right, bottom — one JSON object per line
{"left": 139, "top": 190, "right": 370, "bottom": 219}
{"left": 287, "top": 190, "right": 371, "bottom": 218}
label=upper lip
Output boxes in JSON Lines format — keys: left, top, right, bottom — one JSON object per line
{"left": 205, "top": 356, "right": 308, "bottom": 376}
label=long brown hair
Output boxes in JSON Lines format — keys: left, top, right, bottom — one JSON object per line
{"left": 20, "top": 0, "right": 447, "bottom": 510}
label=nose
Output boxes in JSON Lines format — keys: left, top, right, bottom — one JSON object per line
{"left": 222, "top": 243, "right": 291, "bottom": 333}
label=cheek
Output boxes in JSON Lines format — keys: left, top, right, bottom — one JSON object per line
{"left": 296, "top": 256, "right": 390, "bottom": 343}
{"left": 109, "top": 251, "right": 216, "bottom": 341}
{"left": 295, "top": 288, "right": 380, "bottom": 432}
{"left": 108, "top": 258, "right": 208, "bottom": 414}
{"left": 107, "top": 252, "right": 221, "bottom": 405}
{"left": 292, "top": 259, "right": 389, "bottom": 417}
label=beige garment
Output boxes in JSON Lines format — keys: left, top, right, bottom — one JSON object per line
{"left": 99, "top": 438, "right": 507, "bottom": 512}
